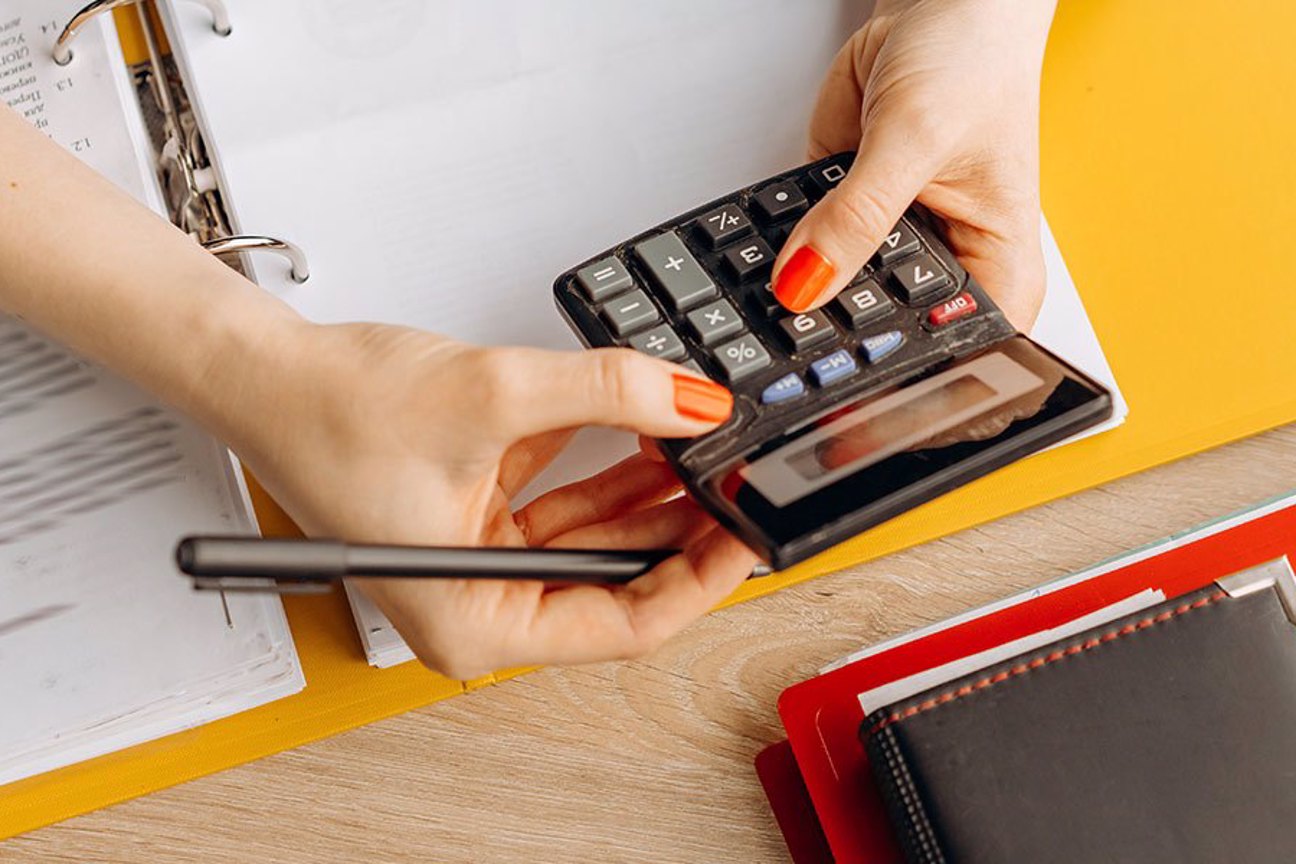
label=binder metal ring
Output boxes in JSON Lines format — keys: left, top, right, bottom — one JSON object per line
{"left": 202, "top": 236, "right": 311, "bottom": 284}
{"left": 54, "top": 0, "right": 232, "bottom": 66}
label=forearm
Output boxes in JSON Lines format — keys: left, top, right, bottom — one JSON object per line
{"left": 0, "top": 105, "right": 302, "bottom": 445}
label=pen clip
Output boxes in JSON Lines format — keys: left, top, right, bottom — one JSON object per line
{"left": 190, "top": 576, "right": 333, "bottom": 595}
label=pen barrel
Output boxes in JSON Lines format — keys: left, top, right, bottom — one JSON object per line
{"left": 343, "top": 545, "right": 672, "bottom": 583}
{"left": 176, "top": 537, "right": 349, "bottom": 579}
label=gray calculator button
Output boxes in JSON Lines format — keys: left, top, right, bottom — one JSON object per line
{"left": 601, "top": 289, "right": 660, "bottom": 337}
{"left": 712, "top": 334, "right": 772, "bottom": 383}
{"left": 873, "top": 222, "right": 921, "bottom": 267}
{"left": 832, "top": 279, "right": 895, "bottom": 328}
{"left": 723, "top": 237, "right": 775, "bottom": 283}
{"left": 633, "top": 231, "right": 717, "bottom": 312}
{"left": 777, "top": 310, "right": 836, "bottom": 353}
{"left": 628, "top": 324, "right": 686, "bottom": 361}
{"left": 686, "top": 299, "right": 744, "bottom": 346}
{"left": 694, "top": 203, "right": 754, "bottom": 250}
{"left": 890, "top": 253, "right": 951, "bottom": 305}
{"left": 679, "top": 358, "right": 707, "bottom": 376}
{"left": 576, "top": 257, "right": 634, "bottom": 302}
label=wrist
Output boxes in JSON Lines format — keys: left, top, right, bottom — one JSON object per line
{"left": 158, "top": 264, "right": 314, "bottom": 453}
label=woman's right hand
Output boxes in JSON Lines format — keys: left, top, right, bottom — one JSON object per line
{"left": 213, "top": 320, "right": 758, "bottom": 680}
{"left": 771, "top": 0, "right": 1057, "bottom": 331}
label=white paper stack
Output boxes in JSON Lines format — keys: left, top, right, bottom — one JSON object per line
{"left": 0, "top": 2, "right": 302, "bottom": 786}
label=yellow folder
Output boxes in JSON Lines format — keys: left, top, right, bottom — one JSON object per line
{"left": 5, "top": 0, "right": 1295, "bottom": 839}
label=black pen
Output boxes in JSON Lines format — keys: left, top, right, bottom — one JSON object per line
{"left": 176, "top": 536, "right": 772, "bottom": 593}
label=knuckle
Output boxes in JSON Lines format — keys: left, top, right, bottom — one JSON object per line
{"left": 586, "top": 349, "right": 640, "bottom": 413}
{"left": 829, "top": 185, "right": 895, "bottom": 246}
{"left": 467, "top": 348, "right": 525, "bottom": 422}
{"left": 623, "top": 616, "right": 673, "bottom": 660}
{"left": 412, "top": 640, "right": 488, "bottom": 681}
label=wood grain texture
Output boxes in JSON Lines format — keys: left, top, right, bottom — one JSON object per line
{"left": 8, "top": 426, "right": 1296, "bottom": 863}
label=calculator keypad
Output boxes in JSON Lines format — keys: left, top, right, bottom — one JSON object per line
{"left": 555, "top": 153, "right": 1012, "bottom": 461}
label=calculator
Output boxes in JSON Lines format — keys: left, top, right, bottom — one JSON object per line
{"left": 553, "top": 153, "right": 1113, "bottom": 570}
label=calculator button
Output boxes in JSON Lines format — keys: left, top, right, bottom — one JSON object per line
{"left": 777, "top": 311, "right": 836, "bottom": 353}
{"left": 860, "top": 330, "right": 905, "bottom": 364}
{"left": 927, "top": 292, "right": 979, "bottom": 328}
{"left": 679, "top": 359, "right": 707, "bottom": 376}
{"left": 807, "top": 155, "right": 853, "bottom": 196}
{"left": 754, "top": 281, "right": 782, "bottom": 317}
{"left": 723, "top": 237, "right": 775, "bottom": 283}
{"left": 628, "top": 324, "right": 686, "bottom": 361}
{"left": 809, "top": 349, "right": 858, "bottom": 387}
{"left": 873, "top": 223, "right": 921, "bottom": 267}
{"left": 889, "top": 254, "right": 952, "bottom": 305}
{"left": 575, "top": 257, "right": 634, "bottom": 302}
{"left": 766, "top": 223, "right": 795, "bottom": 254}
{"left": 761, "top": 373, "right": 806, "bottom": 405}
{"left": 751, "top": 181, "right": 809, "bottom": 224}
{"left": 712, "top": 334, "right": 772, "bottom": 383}
{"left": 601, "top": 289, "right": 660, "bottom": 337}
{"left": 694, "top": 204, "right": 754, "bottom": 250}
{"left": 831, "top": 280, "right": 894, "bottom": 329}
{"left": 634, "top": 232, "right": 718, "bottom": 312}
{"left": 686, "top": 299, "right": 745, "bottom": 346}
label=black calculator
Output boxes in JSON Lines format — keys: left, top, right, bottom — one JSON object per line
{"left": 553, "top": 153, "right": 1113, "bottom": 570}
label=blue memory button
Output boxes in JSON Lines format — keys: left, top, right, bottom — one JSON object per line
{"left": 761, "top": 372, "right": 806, "bottom": 405}
{"left": 809, "top": 349, "right": 857, "bottom": 387}
{"left": 861, "top": 330, "right": 905, "bottom": 364}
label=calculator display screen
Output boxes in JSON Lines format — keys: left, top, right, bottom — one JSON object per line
{"left": 741, "top": 352, "right": 1044, "bottom": 508}
{"left": 711, "top": 337, "right": 1109, "bottom": 551}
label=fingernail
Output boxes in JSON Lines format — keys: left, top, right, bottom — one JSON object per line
{"left": 774, "top": 246, "right": 836, "bottom": 312}
{"left": 673, "top": 374, "right": 733, "bottom": 423}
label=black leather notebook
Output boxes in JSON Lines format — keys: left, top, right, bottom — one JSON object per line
{"left": 861, "top": 563, "right": 1296, "bottom": 864}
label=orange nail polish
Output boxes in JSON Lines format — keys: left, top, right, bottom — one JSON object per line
{"left": 774, "top": 246, "right": 836, "bottom": 312}
{"left": 673, "top": 374, "right": 733, "bottom": 423}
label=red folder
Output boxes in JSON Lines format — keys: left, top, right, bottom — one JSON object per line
{"left": 762, "top": 493, "right": 1296, "bottom": 864}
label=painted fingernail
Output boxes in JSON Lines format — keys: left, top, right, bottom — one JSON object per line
{"left": 774, "top": 245, "right": 836, "bottom": 312}
{"left": 673, "top": 374, "right": 733, "bottom": 423}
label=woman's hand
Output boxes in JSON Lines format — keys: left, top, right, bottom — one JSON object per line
{"left": 771, "top": 0, "right": 1056, "bottom": 330}
{"left": 223, "top": 323, "right": 757, "bottom": 680}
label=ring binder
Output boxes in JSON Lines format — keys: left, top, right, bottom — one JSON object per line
{"left": 51, "top": 1, "right": 312, "bottom": 289}
{"left": 53, "top": 0, "right": 231, "bottom": 66}
{"left": 202, "top": 236, "right": 311, "bottom": 284}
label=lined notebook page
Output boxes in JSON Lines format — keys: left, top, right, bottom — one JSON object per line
{"left": 0, "top": 2, "right": 302, "bottom": 784}
{"left": 161, "top": 1, "right": 1125, "bottom": 665}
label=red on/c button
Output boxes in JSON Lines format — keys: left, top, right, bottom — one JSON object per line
{"left": 928, "top": 292, "right": 978, "bottom": 327}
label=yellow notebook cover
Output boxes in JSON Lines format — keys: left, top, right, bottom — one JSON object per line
{"left": 5, "top": 0, "right": 1295, "bottom": 840}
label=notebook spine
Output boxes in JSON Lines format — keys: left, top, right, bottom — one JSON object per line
{"left": 863, "top": 719, "right": 948, "bottom": 864}
{"left": 50, "top": 0, "right": 310, "bottom": 282}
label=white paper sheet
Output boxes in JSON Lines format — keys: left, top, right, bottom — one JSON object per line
{"left": 162, "top": 0, "right": 1126, "bottom": 666}
{"left": 0, "top": 3, "right": 302, "bottom": 785}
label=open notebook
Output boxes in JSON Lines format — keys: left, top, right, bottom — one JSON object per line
{"left": 0, "top": 0, "right": 301, "bottom": 786}
{"left": 156, "top": 0, "right": 1126, "bottom": 666}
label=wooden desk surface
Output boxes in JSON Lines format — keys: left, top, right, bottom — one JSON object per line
{"left": 7, "top": 425, "right": 1295, "bottom": 863}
